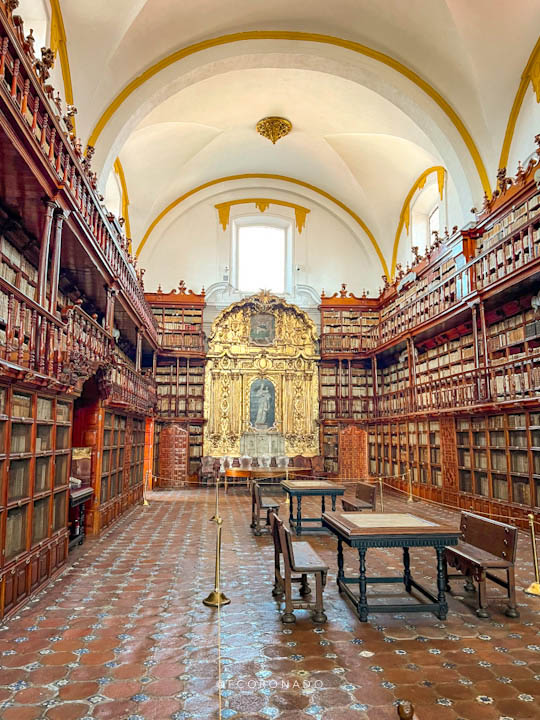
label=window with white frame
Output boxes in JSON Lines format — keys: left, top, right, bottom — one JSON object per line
{"left": 232, "top": 217, "right": 293, "bottom": 294}
{"left": 428, "top": 206, "right": 440, "bottom": 241}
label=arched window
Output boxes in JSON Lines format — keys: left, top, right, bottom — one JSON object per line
{"left": 231, "top": 216, "right": 293, "bottom": 294}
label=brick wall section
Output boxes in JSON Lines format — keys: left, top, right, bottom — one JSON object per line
{"left": 338, "top": 425, "right": 369, "bottom": 479}
{"left": 158, "top": 423, "right": 189, "bottom": 488}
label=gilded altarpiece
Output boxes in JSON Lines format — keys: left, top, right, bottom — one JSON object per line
{"left": 204, "top": 292, "right": 320, "bottom": 457}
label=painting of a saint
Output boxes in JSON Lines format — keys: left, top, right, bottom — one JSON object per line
{"left": 250, "top": 379, "right": 275, "bottom": 430}
{"left": 250, "top": 313, "right": 275, "bottom": 345}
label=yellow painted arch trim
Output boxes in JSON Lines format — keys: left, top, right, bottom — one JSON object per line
{"left": 498, "top": 36, "right": 540, "bottom": 174}
{"left": 135, "top": 173, "right": 389, "bottom": 277}
{"left": 49, "top": 0, "right": 75, "bottom": 133}
{"left": 113, "top": 158, "right": 132, "bottom": 247}
{"left": 391, "top": 166, "right": 446, "bottom": 278}
{"left": 87, "top": 31, "right": 490, "bottom": 197}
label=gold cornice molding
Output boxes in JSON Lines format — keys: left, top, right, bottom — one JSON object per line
{"left": 113, "top": 158, "right": 132, "bottom": 246}
{"left": 49, "top": 0, "right": 75, "bottom": 134}
{"left": 391, "top": 166, "right": 446, "bottom": 278}
{"left": 86, "top": 31, "right": 490, "bottom": 197}
{"left": 135, "top": 173, "right": 388, "bottom": 276}
{"left": 215, "top": 198, "right": 310, "bottom": 232}
{"left": 498, "top": 36, "right": 540, "bottom": 175}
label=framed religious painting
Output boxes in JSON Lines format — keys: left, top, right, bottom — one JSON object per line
{"left": 250, "top": 313, "right": 275, "bottom": 346}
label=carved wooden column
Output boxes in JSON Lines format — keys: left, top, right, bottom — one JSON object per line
{"left": 371, "top": 355, "right": 378, "bottom": 417}
{"left": 135, "top": 329, "right": 142, "bottom": 372}
{"left": 37, "top": 199, "right": 56, "bottom": 307}
{"left": 104, "top": 287, "right": 117, "bottom": 334}
{"left": 478, "top": 300, "right": 491, "bottom": 400}
{"left": 407, "top": 336, "right": 416, "bottom": 412}
{"left": 48, "top": 209, "right": 69, "bottom": 314}
{"left": 152, "top": 350, "right": 157, "bottom": 378}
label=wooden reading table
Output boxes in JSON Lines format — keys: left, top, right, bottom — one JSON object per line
{"left": 322, "top": 512, "right": 460, "bottom": 621}
{"left": 282, "top": 479, "right": 345, "bottom": 535}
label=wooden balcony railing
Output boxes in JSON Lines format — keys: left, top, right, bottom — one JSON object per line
{"left": 110, "top": 353, "right": 157, "bottom": 415}
{"left": 375, "top": 220, "right": 539, "bottom": 349}
{"left": 0, "top": 276, "right": 114, "bottom": 386}
{"left": 0, "top": 3, "right": 158, "bottom": 345}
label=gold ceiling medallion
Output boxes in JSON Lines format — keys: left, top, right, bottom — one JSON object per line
{"left": 256, "top": 116, "right": 292, "bottom": 144}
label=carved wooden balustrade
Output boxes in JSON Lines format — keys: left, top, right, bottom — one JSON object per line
{"left": 61, "top": 302, "right": 114, "bottom": 377}
{"left": 488, "top": 355, "right": 540, "bottom": 404}
{"left": 0, "top": 273, "right": 122, "bottom": 391}
{"left": 0, "top": 2, "right": 158, "bottom": 345}
{"left": 109, "top": 352, "right": 157, "bottom": 415}
{"left": 0, "top": 274, "right": 67, "bottom": 381}
{"left": 377, "top": 220, "right": 540, "bottom": 349}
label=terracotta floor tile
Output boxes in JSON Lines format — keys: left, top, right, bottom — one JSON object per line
{"left": 0, "top": 488, "right": 539, "bottom": 720}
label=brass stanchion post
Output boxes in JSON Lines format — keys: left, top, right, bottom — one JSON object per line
{"left": 379, "top": 476, "right": 384, "bottom": 512}
{"left": 203, "top": 474, "right": 231, "bottom": 607}
{"left": 525, "top": 513, "right": 540, "bottom": 597}
{"left": 142, "top": 471, "right": 150, "bottom": 506}
{"left": 407, "top": 471, "right": 414, "bottom": 504}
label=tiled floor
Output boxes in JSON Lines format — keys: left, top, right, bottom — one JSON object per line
{"left": 0, "top": 487, "right": 539, "bottom": 720}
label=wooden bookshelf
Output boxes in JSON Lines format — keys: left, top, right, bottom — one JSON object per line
{"left": 456, "top": 412, "right": 539, "bottom": 508}
{"left": 155, "top": 358, "right": 205, "bottom": 418}
{"left": 319, "top": 359, "right": 374, "bottom": 420}
{"left": 145, "top": 281, "right": 205, "bottom": 355}
{"left": 1, "top": 385, "right": 72, "bottom": 618}
{"left": 320, "top": 285, "right": 378, "bottom": 356}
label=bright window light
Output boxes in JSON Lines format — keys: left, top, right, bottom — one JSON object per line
{"left": 237, "top": 225, "right": 285, "bottom": 293}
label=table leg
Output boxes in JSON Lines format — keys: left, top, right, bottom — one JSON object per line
{"left": 288, "top": 494, "right": 294, "bottom": 527}
{"left": 435, "top": 547, "right": 448, "bottom": 620}
{"left": 321, "top": 495, "right": 326, "bottom": 514}
{"left": 296, "top": 496, "right": 303, "bottom": 536}
{"left": 337, "top": 538, "right": 344, "bottom": 592}
{"left": 331, "top": 494, "right": 337, "bottom": 511}
{"left": 403, "top": 546, "right": 412, "bottom": 593}
{"left": 357, "top": 548, "right": 368, "bottom": 622}
{"left": 250, "top": 483, "right": 256, "bottom": 529}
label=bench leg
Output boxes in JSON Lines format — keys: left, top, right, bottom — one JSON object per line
{"left": 435, "top": 547, "right": 448, "bottom": 621}
{"left": 403, "top": 546, "right": 412, "bottom": 593}
{"left": 299, "top": 573, "right": 311, "bottom": 597}
{"left": 281, "top": 573, "right": 296, "bottom": 624}
{"left": 273, "top": 550, "right": 283, "bottom": 597}
{"left": 357, "top": 548, "right": 368, "bottom": 622}
{"left": 337, "top": 538, "right": 344, "bottom": 593}
{"left": 505, "top": 566, "right": 519, "bottom": 618}
{"left": 476, "top": 569, "right": 490, "bottom": 618}
{"left": 312, "top": 571, "right": 327, "bottom": 623}
{"left": 464, "top": 575, "right": 475, "bottom": 593}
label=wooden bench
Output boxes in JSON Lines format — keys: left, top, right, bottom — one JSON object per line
{"left": 270, "top": 513, "right": 328, "bottom": 623}
{"left": 252, "top": 482, "right": 281, "bottom": 536}
{"left": 445, "top": 512, "right": 519, "bottom": 619}
{"left": 342, "top": 481, "right": 376, "bottom": 512}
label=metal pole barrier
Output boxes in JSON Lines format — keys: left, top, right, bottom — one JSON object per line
{"left": 142, "top": 471, "right": 149, "bottom": 506}
{"left": 379, "top": 476, "right": 384, "bottom": 512}
{"left": 407, "top": 471, "right": 414, "bottom": 504}
{"left": 203, "top": 473, "right": 231, "bottom": 607}
{"left": 525, "top": 513, "right": 540, "bottom": 597}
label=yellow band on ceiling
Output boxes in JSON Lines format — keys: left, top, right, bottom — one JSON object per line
{"left": 391, "top": 166, "right": 446, "bottom": 278}
{"left": 215, "top": 198, "right": 310, "bottom": 232}
{"left": 49, "top": 0, "right": 75, "bottom": 134}
{"left": 113, "top": 158, "right": 132, "bottom": 247}
{"left": 498, "top": 36, "right": 540, "bottom": 174}
{"left": 87, "top": 31, "right": 490, "bottom": 198}
{"left": 135, "top": 173, "right": 389, "bottom": 277}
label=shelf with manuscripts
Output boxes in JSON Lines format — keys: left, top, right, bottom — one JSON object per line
{"left": 146, "top": 284, "right": 206, "bottom": 355}
{"left": 319, "top": 289, "right": 379, "bottom": 356}
{"left": 100, "top": 412, "right": 126, "bottom": 505}
{"left": 1, "top": 385, "right": 72, "bottom": 568}
{"left": 130, "top": 418, "right": 145, "bottom": 489}
{"left": 152, "top": 422, "right": 162, "bottom": 481}
{"left": 367, "top": 419, "right": 441, "bottom": 488}
{"left": 188, "top": 422, "right": 203, "bottom": 476}
{"left": 485, "top": 298, "right": 540, "bottom": 363}
{"left": 155, "top": 358, "right": 205, "bottom": 418}
{"left": 456, "top": 412, "right": 539, "bottom": 508}
{"left": 415, "top": 326, "right": 480, "bottom": 383}
{"left": 321, "top": 423, "right": 340, "bottom": 474}
{"left": 476, "top": 189, "right": 540, "bottom": 254}
{"left": 319, "top": 360, "right": 374, "bottom": 420}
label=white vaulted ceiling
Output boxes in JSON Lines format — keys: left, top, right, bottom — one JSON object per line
{"left": 32, "top": 0, "right": 540, "bottom": 283}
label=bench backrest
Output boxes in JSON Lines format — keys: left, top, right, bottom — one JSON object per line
{"left": 355, "top": 481, "right": 377, "bottom": 508}
{"left": 270, "top": 512, "right": 296, "bottom": 570}
{"left": 460, "top": 512, "right": 518, "bottom": 562}
{"left": 270, "top": 512, "right": 282, "bottom": 556}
